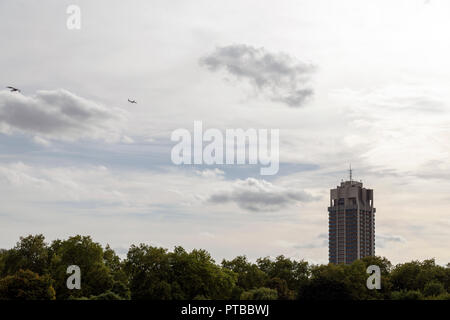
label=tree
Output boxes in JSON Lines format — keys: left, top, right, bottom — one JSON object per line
{"left": 222, "top": 256, "right": 267, "bottom": 292}
{"left": 111, "top": 280, "right": 131, "bottom": 300}
{"left": 299, "top": 277, "right": 353, "bottom": 300}
{"left": 0, "top": 269, "right": 55, "bottom": 300}
{"left": 0, "top": 249, "right": 6, "bottom": 276}
{"left": 104, "top": 244, "right": 130, "bottom": 299}
{"left": 240, "top": 287, "right": 277, "bottom": 300}
{"left": 390, "top": 259, "right": 447, "bottom": 292}
{"left": 168, "top": 247, "right": 232, "bottom": 299}
{"left": 391, "top": 290, "right": 423, "bottom": 300}
{"left": 345, "top": 260, "right": 376, "bottom": 300}
{"left": 49, "top": 235, "right": 113, "bottom": 299}
{"left": 257, "top": 255, "right": 309, "bottom": 295}
{"left": 104, "top": 244, "right": 127, "bottom": 282}
{"left": 90, "top": 290, "right": 123, "bottom": 300}
{"left": 124, "top": 245, "right": 236, "bottom": 300}
{"left": 1, "top": 233, "right": 448, "bottom": 301}
{"left": 360, "top": 256, "right": 392, "bottom": 274}
{"left": 265, "top": 277, "right": 294, "bottom": 300}
{"left": 298, "top": 263, "right": 354, "bottom": 300}
{"left": 423, "top": 281, "right": 446, "bottom": 297}
{"left": 297, "top": 261, "right": 374, "bottom": 300}
{"left": 124, "top": 244, "right": 172, "bottom": 299}
{"left": 1, "top": 235, "right": 49, "bottom": 277}
{"left": 360, "top": 256, "right": 393, "bottom": 299}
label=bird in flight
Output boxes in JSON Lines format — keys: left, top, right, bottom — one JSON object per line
{"left": 6, "top": 86, "right": 21, "bottom": 93}
{"left": 128, "top": 99, "right": 137, "bottom": 104}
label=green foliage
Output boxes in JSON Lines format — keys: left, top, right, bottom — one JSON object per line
{"left": 257, "top": 255, "right": 309, "bottom": 293}
{"left": 240, "top": 287, "right": 278, "bottom": 300}
{"left": 48, "top": 235, "right": 114, "bottom": 299}
{"left": 124, "top": 244, "right": 172, "bottom": 299}
{"left": 168, "top": 247, "right": 235, "bottom": 299}
{"left": 90, "top": 290, "right": 123, "bottom": 300}
{"left": 265, "top": 277, "right": 294, "bottom": 300}
{"left": 125, "top": 244, "right": 236, "bottom": 299}
{"left": 0, "top": 235, "right": 448, "bottom": 300}
{"left": 104, "top": 244, "right": 127, "bottom": 283}
{"left": 360, "top": 256, "right": 393, "bottom": 299}
{"left": 298, "top": 263, "right": 353, "bottom": 300}
{"left": 1, "top": 235, "right": 49, "bottom": 276}
{"left": 0, "top": 249, "right": 6, "bottom": 276}
{"left": 391, "top": 290, "right": 424, "bottom": 300}
{"left": 111, "top": 280, "right": 131, "bottom": 299}
{"left": 0, "top": 269, "right": 55, "bottom": 300}
{"left": 423, "top": 280, "right": 446, "bottom": 297}
{"left": 222, "top": 256, "right": 267, "bottom": 291}
{"left": 432, "top": 292, "right": 450, "bottom": 300}
{"left": 390, "top": 259, "right": 447, "bottom": 293}
{"left": 68, "top": 295, "right": 90, "bottom": 300}
{"left": 360, "top": 256, "right": 392, "bottom": 274}
{"left": 298, "top": 259, "right": 392, "bottom": 300}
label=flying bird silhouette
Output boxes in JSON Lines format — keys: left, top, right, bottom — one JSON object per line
{"left": 128, "top": 99, "right": 137, "bottom": 104}
{"left": 6, "top": 86, "right": 21, "bottom": 93}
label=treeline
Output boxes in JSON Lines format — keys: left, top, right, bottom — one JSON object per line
{"left": 0, "top": 235, "right": 448, "bottom": 300}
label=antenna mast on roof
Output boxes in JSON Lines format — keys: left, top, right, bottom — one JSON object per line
{"left": 349, "top": 164, "right": 353, "bottom": 182}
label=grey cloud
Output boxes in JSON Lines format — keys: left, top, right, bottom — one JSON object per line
{"left": 291, "top": 233, "right": 405, "bottom": 250}
{"left": 293, "top": 240, "right": 327, "bottom": 249}
{"left": 376, "top": 234, "right": 406, "bottom": 248}
{"left": 413, "top": 160, "right": 450, "bottom": 181}
{"left": 294, "top": 233, "right": 328, "bottom": 249}
{"left": 200, "top": 44, "right": 316, "bottom": 107}
{"left": 207, "top": 178, "right": 316, "bottom": 212}
{"left": 0, "top": 89, "right": 127, "bottom": 142}
{"left": 277, "top": 234, "right": 328, "bottom": 250}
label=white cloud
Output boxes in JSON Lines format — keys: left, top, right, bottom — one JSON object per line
{"left": 195, "top": 168, "right": 225, "bottom": 179}
{"left": 332, "top": 83, "right": 450, "bottom": 173}
{"left": 199, "top": 231, "right": 215, "bottom": 239}
{"left": 32, "top": 135, "right": 51, "bottom": 147}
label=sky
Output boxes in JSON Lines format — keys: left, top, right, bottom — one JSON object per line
{"left": 0, "top": 0, "right": 449, "bottom": 265}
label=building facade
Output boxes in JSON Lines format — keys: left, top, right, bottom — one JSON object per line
{"left": 328, "top": 176, "right": 375, "bottom": 264}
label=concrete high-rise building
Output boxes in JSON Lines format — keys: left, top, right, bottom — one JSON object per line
{"left": 328, "top": 167, "right": 375, "bottom": 264}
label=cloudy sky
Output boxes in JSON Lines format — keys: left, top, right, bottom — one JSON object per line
{"left": 0, "top": 0, "right": 449, "bottom": 265}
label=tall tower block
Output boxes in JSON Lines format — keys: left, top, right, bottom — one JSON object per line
{"left": 328, "top": 172, "right": 375, "bottom": 264}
